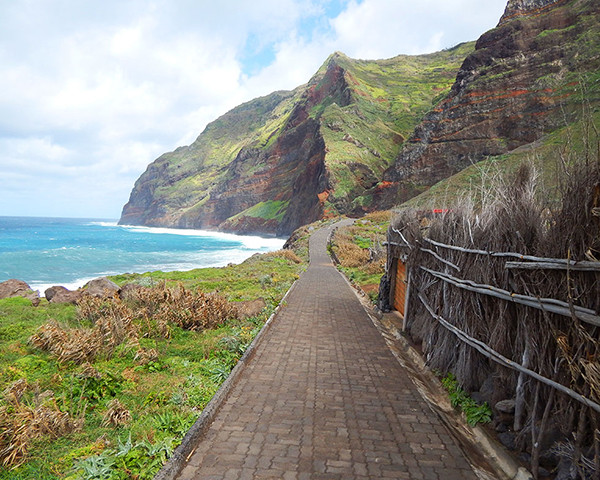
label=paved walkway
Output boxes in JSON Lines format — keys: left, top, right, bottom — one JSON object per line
{"left": 177, "top": 221, "right": 479, "bottom": 479}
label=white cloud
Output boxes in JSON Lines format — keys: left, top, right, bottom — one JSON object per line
{"left": 330, "top": 0, "right": 507, "bottom": 58}
{"left": 0, "top": 0, "right": 508, "bottom": 219}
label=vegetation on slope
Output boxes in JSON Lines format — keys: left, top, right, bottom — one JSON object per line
{"left": 307, "top": 44, "right": 475, "bottom": 216}
{"left": 329, "top": 211, "right": 390, "bottom": 304}
{"left": 0, "top": 251, "right": 304, "bottom": 479}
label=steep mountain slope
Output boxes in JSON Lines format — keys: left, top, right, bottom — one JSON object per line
{"left": 119, "top": 45, "right": 473, "bottom": 235}
{"left": 372, "top": 0, "right": 600, "bottom": 209}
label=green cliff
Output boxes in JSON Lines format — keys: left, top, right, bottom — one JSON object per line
{"left": 120, "top": 0, "right": 599, "bottom": 235}
{"left": 119, "top": 45, "right": 474, "bottom": 235}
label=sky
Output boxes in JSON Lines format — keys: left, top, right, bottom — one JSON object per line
{"left": 0, "top": 0, "right": 508, "bottom": 220}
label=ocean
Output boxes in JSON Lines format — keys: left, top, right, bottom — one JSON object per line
{"left": 0, "top": 216, "right": 286, "bottom": 294}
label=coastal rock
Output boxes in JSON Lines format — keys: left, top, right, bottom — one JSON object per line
{"left": 0, "top": 279, "right": 32, "bottom": 298}
{"left": 83, "top": 277, "right": 120, "bottom": 298}
{"left": 0, "top": 279, "right": 40, "bottom": 306}
{"left": 45, "top": 286, "right": 82, "bottom": 304}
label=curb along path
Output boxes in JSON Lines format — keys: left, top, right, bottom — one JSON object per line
{"left": 175, "top": 220, "right": 480, "bottom": 479}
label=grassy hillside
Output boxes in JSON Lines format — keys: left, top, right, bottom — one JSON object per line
{"left": 120, "top": 44, "right": 474, "bottom": 234}
{"left": 314, "top": 44, "right": 476, "bottom": 215}
{"left": 0, "top": 251, "right": 304, "bottom": 479}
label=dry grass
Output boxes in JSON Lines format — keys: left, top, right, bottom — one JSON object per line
{"left": 0, "top": 392, "right": 81, "bottom": 468}
{"left": 29, "top": 283, "right": 240, "bottom": 364}
{"left": 363, "top": 210, "right": 391, "bottom": 223}
{"left": 332, "top": 222, "right": 387, "bottom": 280}
{"left": 101, "top": 399, "right": 131, "bottom": 428}
{"left": 333, "top": 230, "right": 370, "bottom": 268}
{"left": 130, "top": 283, "right": 239, "bottom": 332}
{"left": 29, "top": 312, "right": 137, "bottom": 365}
{"left": 134, "top": 347, "right": 159, "bottom": 366}
{"left": 265, "top": 249, "right": 303, "bottom": 264}
{"left": 29, "top": 320, "right": 105, "bottom": 365}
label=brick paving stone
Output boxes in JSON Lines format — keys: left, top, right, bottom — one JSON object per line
{"left": 175, "top": 221, "right": 479, "bottom": 479}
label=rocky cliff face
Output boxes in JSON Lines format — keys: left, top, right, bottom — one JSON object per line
{"left": 373, "top": 0, "right": 599, "bottom": 209}
{"left": 500, "top": 0, "right": 563, "bottom": 24}
{"left": 121, "top": 0, "right": 598, "bottom": 234}
{"left": 120, "top": 46, "right": 471, "bottom": 235}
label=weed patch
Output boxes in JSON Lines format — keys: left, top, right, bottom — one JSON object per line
{"left": 330, "top": 211, "right": 389, "bottom": 297}
{"left": 441, "top": 373, "right": 492, "bottom": 427}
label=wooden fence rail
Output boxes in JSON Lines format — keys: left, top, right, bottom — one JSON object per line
{"left": 420, "top": 266, "right": 600, "bottom": 327}
{"left": 423, "top": 237, "right": 600, "bottom": 270}
{"left": 417, "top": 291, "right": 600, "bottom": 414}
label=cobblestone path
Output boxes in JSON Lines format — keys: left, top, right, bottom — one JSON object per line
{"left": 176, "top": 220, "right": 479, "bottom": 479}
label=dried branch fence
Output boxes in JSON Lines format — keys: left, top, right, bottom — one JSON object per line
{"left": 384, "top": 162, "right": 600, "bottom": 479}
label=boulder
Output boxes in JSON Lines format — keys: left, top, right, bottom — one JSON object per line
{"left": 45, "top": 286, "right": 82, "bottom": 304}
{"left": 0, "top": 279, "right": 40, "bottom": 306}
{"left": 83, "top": 277, "right": 120, "bottom": 298}
{"left": 478, "top": 375, "right": 495, "bottom": 406}
{"left": 498, "top": 431, "right": 517, "bottom": 451}
{"left": 495, "top": 399, "right": 516, "bottom": 414}
{"left": 494, "top": 398, "right": 516, "bottom": 426}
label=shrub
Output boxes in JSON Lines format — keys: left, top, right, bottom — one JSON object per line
{"left": 101, "top": 399, "right": 131, "bottom": 428}
{"left": 126, "top": 283, "right": 238, "bottom": 332}
{"left": 364, "top": 210, "right": 391, "bottom": 223}
{"left": 153, "top": 285, "right": 238, "bottom": 332}
{"left": 0, "top": 393, "right": 81, "bottom": 468}
{"left": 335, "top": 240, "right": 370, "bottom": 268}
{"left": 29, "top": 320, "right": 104, "bottom": 364}
{"left": 29, "top": 313, "right": 138, "bottom": 365}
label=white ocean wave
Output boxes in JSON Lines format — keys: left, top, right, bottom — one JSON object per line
{"left": 87, "top": 221, "right": 118, "bottom": 227}
{"left": 117, "top": 224, "right": 286, "bottom": 250}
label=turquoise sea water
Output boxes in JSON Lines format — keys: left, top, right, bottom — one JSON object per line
{"left": 0, "top": 216, "right": 285, "bottom": 293}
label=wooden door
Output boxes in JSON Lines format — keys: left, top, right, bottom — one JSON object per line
{"left": 393, "top": 260, "right": 407, "bottom": 316}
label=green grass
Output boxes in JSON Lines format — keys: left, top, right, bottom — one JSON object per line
{"left": 226, "top": 200, "right": 290, "bottom": 223}
{"left": 110, "top": 252, "right": 301, "bottom": 302}
{"left": 0, "top": 251, "right": 304, "bottom": 479}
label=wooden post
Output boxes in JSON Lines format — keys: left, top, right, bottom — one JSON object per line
{"left": 514, "top": 343, "right": 531, "bottom": 432}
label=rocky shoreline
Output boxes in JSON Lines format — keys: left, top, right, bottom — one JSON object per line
{"left": 0, "top": 277, "right": 121, "bottom": 306}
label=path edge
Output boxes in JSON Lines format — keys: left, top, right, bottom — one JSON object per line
{"left": 326, "top": 222, "right": 526, "bottom": 480}
{"left": 154, "top": 277, "right": 300, "bottom": 480}
{"left": 336, "top": 266, "right": 528, "bottom": 480}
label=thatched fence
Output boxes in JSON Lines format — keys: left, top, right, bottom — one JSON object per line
{"left": 383, "top": 162, "right": 600, "bottom": 479}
